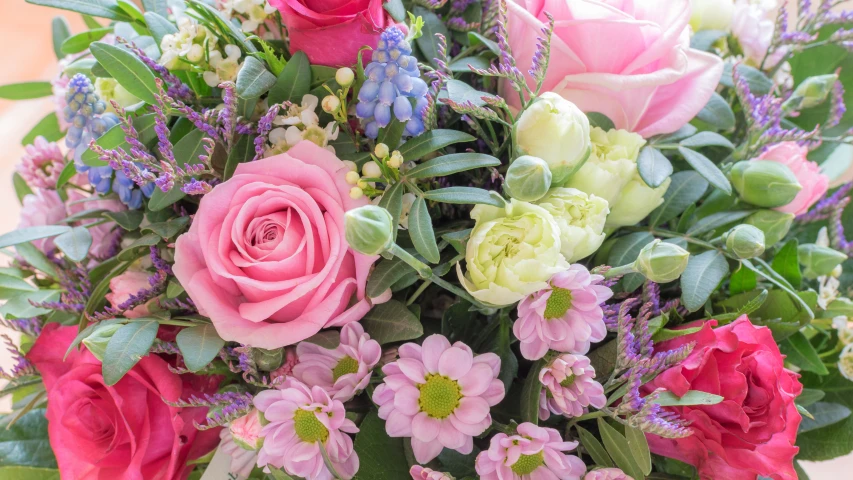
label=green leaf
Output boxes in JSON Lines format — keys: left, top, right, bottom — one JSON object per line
{"left": 0, "top": 226, "right": 71, "bottom": 249}
{"left": 677, "top": 146, "right": 732, "bottom": 194}
{"left": 352, "top": 412, "right": 411, "bottom": 480}
{"left": 409, "top": 196, "right": 440, "bottom": 263}
{"left": 377, "top": 120, "right": 406, "bottom": 150}
{"left": 651, "top": 325, "right": 704, "bottom": 342}
{"left": 681, "top": 250, "right": 729, "bottom": 312}
{"left": 649, "top": 171, "right": 709, "bottom": 226}
{"left": 448, "top": 55, "right": 491, "bottom": 72}
{"left": 444, "top": 79, "right": 496, "bottom": 107}
{"left": 378, "top": 181, "right": 404, "bottom": 241}
{"left": 104, "top": 210, "right": 144, "bottom": 230}
{"left": 176, "top": 324, "right": 225, "bottom": 372}
{"left": 367, "top": 258, "right": 413, "bottom": 298}
{"left": 0, "top": 409, "right": 56, "bottom": 468}
{"left": 383, "top": 0, "right": 406, "bottom": 21}
{"left": 14, "top": 243, "right": 59, "bottom": 278}
{"left": 637, "top": 147, "right": 673, "bottom": 188}
{"left": 721, "top": 62, "right": 773, "bottom": 95}
{"left": 772, "top": 239, "right": 802, "bottom": 289}
{"left": 587, "top": 112, "right": 616, "bottom": 130}
{"left": 269, "top": 50, "right": 311, "bottom": 105}
{"left": 414, "top": 6, "right": 451, "bottom": 68}
{"left": 144, "top": 11, "right": 177, "bottom": 47}
{"left": 103, "top": 320, "right": 159, "bottom": 385}
{"left": 680, "top": 131, "right": 735, "bottom": 150}
{"left": 90, "top": 41, "right": 158, "bottom": 104}
{"left": 798, "top": 389, "right": 826, "bottom": 407}
{"left": 81, "top": 113, "right": 158, "bottom": 166}
{"left": 598, "top": 418, "right": 644, "bottom": 480}
{"left": 691, "top": 30, "right": 727, "bottom": 51}
{"left": 653, "top": 390, "right": 725, "bottom": 407}
{"left": 360, "top": 300, "right": 423, "bottom": 344}
{"left": 26, "top": 0, "right": 131, "bottom": 20}
{"left": 438, "top": 447, "right": 480, "bottom": 479}
{"left": 223, "top": 134, "right": 254, "bottom": 180}
{"left": 625, "top": 425, "right": 652, "bottom": 476}
{"left": 142, "top": 216, "right": 190, "bottom": 239}
{"left": 0, "top": 82, "right": 53, "bottom": 100}
{"left": 577, "top": 426, "right": 614, "bottom": 468}
{"left": 396, "top": 130, "right": 476, "bottom": 162}
{"left": 0, "top": 290, "right": 61, "bottom": 318}
{"left": 61, "top": 27, "right": 112, "bottom": 54}
{"left": 729, "top": 264, "right": 757, "bottom": 295}
{"left": 0, "top": 273, "right": 37, "bottom": 298}
{"left": 0, "top": 467, "right": 59, "bottom": 480}
{"left": 13, "top": 173, "right": 33, "bottom": 204}
{"left": 520, "top": 359, "right": 545, "bottom": 424}
{"left": 685, "top": 210, "right": 752, "bottom": 236}
{"left": 781, "top": 332, "right": 829, "bottom": 375}
{"left": 51, "top": 16, "right": 72, "bottom": 59}
{"left": 116, "top": 0, "right": 144, "bottom": 21}
{"left": 54, "top": 227, "right": 93, "bottom": 262}
{"left": 799, "top": 402, "right": 851, "bottom": 433}
{"left": 22, "top": 112, "right": 63, "bottom": 146}
{"left": 797, "top": 371, "right": 853, "bottom": 460}
{"left": 81, "top": 14, "right": 102, "bottom": 29}
{"left": 696, "top": 92, "right": 736, "bottom": 130}
{"left": 236, "top": 56, "right": 277, "bottom": 99}
{"left": 406, "top": 152, "right": 501, "bottom": 179}
{"left": 607, "top": 232, "right": 654, "bottom": 292}
{"left": 148, "top": 187, "right": 186, "bottom": 211}
{"left": 468, "top": 32, "right": 500, "bottom": 55}
{"left": 423, "top": 187, "right": 505, "bottom": 207}
{"left": 142, "top": 0, "right": 168, "bottom": 15}
{"left": 304, "top": 331, "right": 341, "bottom": 349}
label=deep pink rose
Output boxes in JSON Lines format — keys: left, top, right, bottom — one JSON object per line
{"left": 27, "top": 324, "right": 221, "bottom": 480}
{"left": 504, "top": 0, "right": 724, "bottom": 137}
{"left": 757, "top": 142, "right": 829, "bottom": 215}
{"left": 270, "top": 0, "right": 393, "bottom": 67}
{"left": 106, "top": 270, "right": 154, "bottom": 318}
{"left": 174, "top": 141, "right": 388, "bottom": 349}
{"left": 644, "top": 316, "right": 802, "bottom": 480}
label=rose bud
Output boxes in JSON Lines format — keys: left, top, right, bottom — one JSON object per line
{"left": 230, "top": 409, "right": 264, "bottom": 451}
{"left": 730, "top": 160, "right": 802, "bottom": 208}
{"left": 782, "top": 73, "right": 838, "bottom": 111}
{"left": 252, "top": 347, "right": 284, "bottom": 371}
{"left": 633, "top": 239, "right": 690, "bottom": 283}
{"left": 798, "top": 243, "right": 848, "bottom": 278}
{"left": 745, "top": 210, "right": 794, "bottom": 247}
{"left": 724, "top": 224, "right": 766, "bottom": 259}
{"left": 345, "top": 205, "right": 395, "bottom": 255}
{"left": 505, "top": 155, "right": 552, "bottom": 202}
{"left": 82, "top": 323, "right": 124, "bottom": 361}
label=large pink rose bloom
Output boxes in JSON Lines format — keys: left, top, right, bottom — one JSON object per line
{"left": 757, "top": 142, "right": 829, "bottom": 215}
{"left": 504, "top": 0, "right": 724, "bottom": 137}
{"left": 269, "top": 0, "right": 393, "bottom": 67}
{"left": 174, "top": 141, "right": 387, "bottom": 349}
{"left": 644, "top": 316, "right": 803, "bottom": 480}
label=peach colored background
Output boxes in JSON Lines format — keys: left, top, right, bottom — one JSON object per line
{"left": 0, "top": 0, "right": 851, "bottom": 477}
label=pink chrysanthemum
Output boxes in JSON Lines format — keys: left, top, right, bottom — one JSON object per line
{"left": 539, "top": 353, "right": 606, "bottom": 420}
{"left": 410, "top": 465, "right": 454, "bottom": 480}
{"left": 293, "top": 323, "right": 381, "bottom": 401}
{"left": 255, "top": 378, "right": 359, "bottom": 480}
{"left": 16, "top": 136, "right": 67, "bottom": 190}
{"left": 475, "top": 422, "right": 586, "bottom": 480}
{"left": 372, "top": 334, "right": 505, "bottom": 464}
{"left": 17, "top": 189, "right": 67, "bottom": 252}
{"left": 584, "top": 468, "right": 634, "bottom": 480}
{"left": 514, "top": 265, "right": 613, "bottom": 360}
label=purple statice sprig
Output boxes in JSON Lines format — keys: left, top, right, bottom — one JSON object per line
{"left": 469, "top": 0, "right": 527, "bottom": 98}
{"left": 90, "top": 247, "right": 170, "bottom": 321}
{"left": 0, "top": 335, "right": 37, "bottom": 380}
{"left": 166, "top": 391, "right": 255, "bottom": 430}
{"left": 627, "top": 388, "right": 693, "bottom": 438}
{"left": 30, "top": 259, "right": 91, "bottom": 313}
{"left": 0, "top": 317, "right": 43, "bottom": 337}
{"left": 799, "top": 181, "right": 853, "bottom": 223}
{"left": 829, "top": 197, "right": 853, "bottom": 254}
{"left": 529, "top": 12, "right": 555, "bottom": 94}
{"left": 253, "top": 102, "right": 282, "bottom": 161}
{"left": 446, "top": 16, "right": 481, "bottom": 33}
{"left": 119, "top": 38, "right": 193, "bottom": 102}
{"left": 412, "top": 0, "right": 448, "bottom": 9}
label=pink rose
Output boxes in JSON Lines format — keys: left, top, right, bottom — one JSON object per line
{"left": 27, "top": 323, "right": 221, "bottom": 480}
{"left": 269, "top": 0, "right": 393, "bottom": 67}
{"left": 757, "top": 142, "right": 829, "bottom": 215}
{"left": 174, "top": 140, "right": 388, "bottom": 349}
{"left": 18, "top": 189, "right": 67, "bottom": 252}
{"left": 504, "top": 0, "right": 724, "bottom": 137}
{"left": 106, "top": 270, "right": 155, "bottom": 318}
{"left": 644, "top": 317, "right": 802, "bottom": 480}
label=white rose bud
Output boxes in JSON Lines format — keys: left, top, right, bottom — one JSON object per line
{"left": 536, "top": 187, "right": 609, "bottom": 262}
{"left": 505, "top": 155, "right": 552, "bottom": 202}
{"left": 345, "top": 205, "right": 394, "bottom": 255}
{"left": 633, "top": 239, "right": 690, "bottom": 283}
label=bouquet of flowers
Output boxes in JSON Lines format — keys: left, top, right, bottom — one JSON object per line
{"left": 4, "top": 0, "right": 853, "bottom": 478}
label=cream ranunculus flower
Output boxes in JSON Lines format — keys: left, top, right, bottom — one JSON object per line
{"left": 690, "top": 0, "right": 734, "bottom": 32}
{"left": 566, "top": 127, "right": 670, "bottom": 227}
{"left": 457, "top": 199, "right": 568, "bottom": 306}
{"left": 536, "top": 187, "right": 609, "bottom": 262}
{"left": 515, "top": 92, "right": 590, "bottom": 185}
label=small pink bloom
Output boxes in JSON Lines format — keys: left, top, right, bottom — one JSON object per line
{"left": 230, "top": 409, "right": 264, "bottom": 451}
{"left": 731, "top": 0, "right": 787, "bottom": 68}
{"left": 475, "top": 422, "right": 586, "bottom": 480}
{"left": 271, "top": 347, "right": 299, "bottom": 381}
{"left": 585, "top": 468, "right": 634, "bottom": 480}
{"left": 255, "top": 378, "right": 359, "bottom": 480}
{"left": 105, "top": 270, "right": 154, "bottom": 318}
{"left": 372, "top": 334, "right": 506, "bottom": 464}
{"left": 757, "top": 142, "right": 829, "bottom": 215}
{"left": 293, "top": 323, "right": 381, "bottom": 401}
{"left": 16, "top": 136, "right": 67, "bottom": 190}
{"left": 539, "top": 354, "right": 606, "bottom": 420}
{"left": 410, "top": 465, "right": 454, "bottom": 480}
{"left": 220, "top": 427, "right": 260, "bottom": 479}
{"left": 514, "top": 265, "right": 613, "bottom": 360}
{"left": 17, "top": 189, "right": 67, "bottom": 252}
{"left": 65, "top": 189, "right": 125, "bottom": 259}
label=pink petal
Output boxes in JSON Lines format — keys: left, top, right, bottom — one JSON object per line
{"left": 459, "top": 363, "right": 494, "bottom": 397}
{"left": 396, "top": 358, "right": 427, "bottom": 384}
{"left": 438, "top": 347, "right": 473, "bottom": 380}
{"left": 453, "top": 396, "right": 490, "bottom": 424}
{"left": 421, "top": 335, "right": 451, "bottom": 373}
{"left": 412, "top": 412, "right": 441, "bottom": 442}
{"left": 393, "top": 385, "right": 421, "bottom": 416}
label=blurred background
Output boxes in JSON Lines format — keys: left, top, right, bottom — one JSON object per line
{"left": 0, "top": 0, "right": 851, "bottom": 477}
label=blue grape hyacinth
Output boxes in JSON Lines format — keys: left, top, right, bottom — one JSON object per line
{"left": 356, "top": 27, "right": 429, "bottom": 139}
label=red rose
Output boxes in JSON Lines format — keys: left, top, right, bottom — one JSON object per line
{"left": 27, "top": 324, "right": 222, "bottom": 480}
{"left": 270, "top": 0, "right": 393, "bottom": 67}
{"left": 645, "top": 316, "right": 803, "bottom": 480}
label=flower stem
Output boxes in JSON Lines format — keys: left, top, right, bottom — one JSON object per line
{"left": 387, "top": 244, "right": 488, "bottom": 309}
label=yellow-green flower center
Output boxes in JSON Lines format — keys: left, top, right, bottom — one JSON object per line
{"left": 293, "top": 409, "right": 329, "bottom": 443}
{"left": 544, "top": 287, "right": 573, "bottom": 319}
{"left": 418, "top": 374, "right": 462, "bottom": 419}
{"left": 303, "top": 125, "right": 329, "bottom": 147}
{"left": 559, "top": 374, "right": 577, "bottom": 388}
{"left": 332, "top": 355, "right": 359, "bottom": 381}
{"left": 511, "top": 451, "right": 545, "bottom": 475}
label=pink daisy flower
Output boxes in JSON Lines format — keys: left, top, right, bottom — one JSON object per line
{"left": 410, "top": 465, "right": 454, "bottom": 479}
{"left": 584, "top": 468, "right": 634, "bottom": 480}
{"left": 372, "top": 334, "right": 505, "bottom": 464}
{"left": 16, "top": 136, "right": 67, "bottom": 190}
{"left": 539, "top": 354, "right": 606, "bottom": 420}
{"left": 514, "top": 265, "right": 613, "bottom": 360}
{"left": 293, "top": 323, "right": 381, "bottom": 401}
{"left": 254, "top": 378, "right": 359, "bottom": 480}
{"left": 475, "top": 422, "right": 586, "bottom": 480}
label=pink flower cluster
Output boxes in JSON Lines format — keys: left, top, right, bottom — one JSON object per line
{"left": 16, "top": 136, "right": 67, "bottom": 190}
{"left": 539, "top": 354, "right": 606, "bottom": 420}
{"left": 475, "top": 422, "right": 587, "bottom": 479}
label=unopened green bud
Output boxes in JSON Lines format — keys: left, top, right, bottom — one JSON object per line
{"left": 345, "top": 205, "right": 395, "bottom": 255}
{"left": 505, "top": 155, "right": 552, "bottom": 202}
{"left": 633, "top": 239, "right": 690, "bottom": 283}
{"left": 724, "top": 224, "right": 766, "bottom": 259}
{"left": 730, "top": 160, "right": 802, "bottom": 208}
{"left": 783, "top": 74, "right": 838, "bottom": 111}
{"left": 252, "top": 347, "right": 284, "bottom": 371}
{"left": 798, "top": 243, "right": 848, "bottom": 278}
{"left": 745, "top": 210, "right": 795, "bottom": 247}
{"left": 82, "top": 323, "right": 124, "bottom": 361}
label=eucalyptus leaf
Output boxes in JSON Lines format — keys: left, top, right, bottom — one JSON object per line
{"left": 637, "top": 147, "right": 673, "bottom": 188}
{"left": 269, "top": 50, "right": 311, "bottom": 105}
{"left": 90, "top": 42, "right": 158, "bottom": 104}
{"left": 236, "top": 56, "right": 277, "bottom": 99}
{"left": 0, "top": 226, "right": 71, "bottom": 249}
{"left": 360, "top": 300, "right": 423, "bottom": 345}
{"left": 103, "top": 320, "right": 159, "bottom": 385}
{"left": 406, "top": 153, "right": 501, "bottom": 179}
{"left": 61, "top": 27, "right": 112, "bottom": 54}
{"left": 598, "top": 418, "right": 644, "bottom": 480}
{"left": 176, "top": 324, "right": 225, "bottom": 372}
{"left": 696, "top": 92, "right": 736, "bottom": 130}
{"left": 653, "top": 390, "right": 725, "bottom": 407}
{"left": 799, "top": 402, "right": 852, "bottom": 433}
{"left": 649, "top": 171, "right": 709, "bottom": 226}
{"left": 680, "top": 131, "right": 735, "bottom": 150}
{"left": 677, "top": 146, "right": 732, "bottom": 194}
{"left": 144, "top": 12, "right": 177, "bottom": 47}
{"left": 51, "top": 16, "right": 72, "bottom": 59}
{"left": 577, "top": 426, "right": 614, "bottom": 468}
{"left": 681, "top": 250, "right": 729, "bottom": 312}
{"left": 54, "top": 227, "right": 93, "bottom": 262}
{"left": 423, "top": 187, "right": 505, "bottom": 207}
{"left": 396, "top": 130, "right": 476, "bottom": 161}
{"left": 625, "top": 425, "right": 652, "bottom": 476}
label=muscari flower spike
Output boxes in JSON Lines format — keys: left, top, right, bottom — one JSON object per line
{"left": 356, "top": 26, "right": 429, "bottom": 139}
